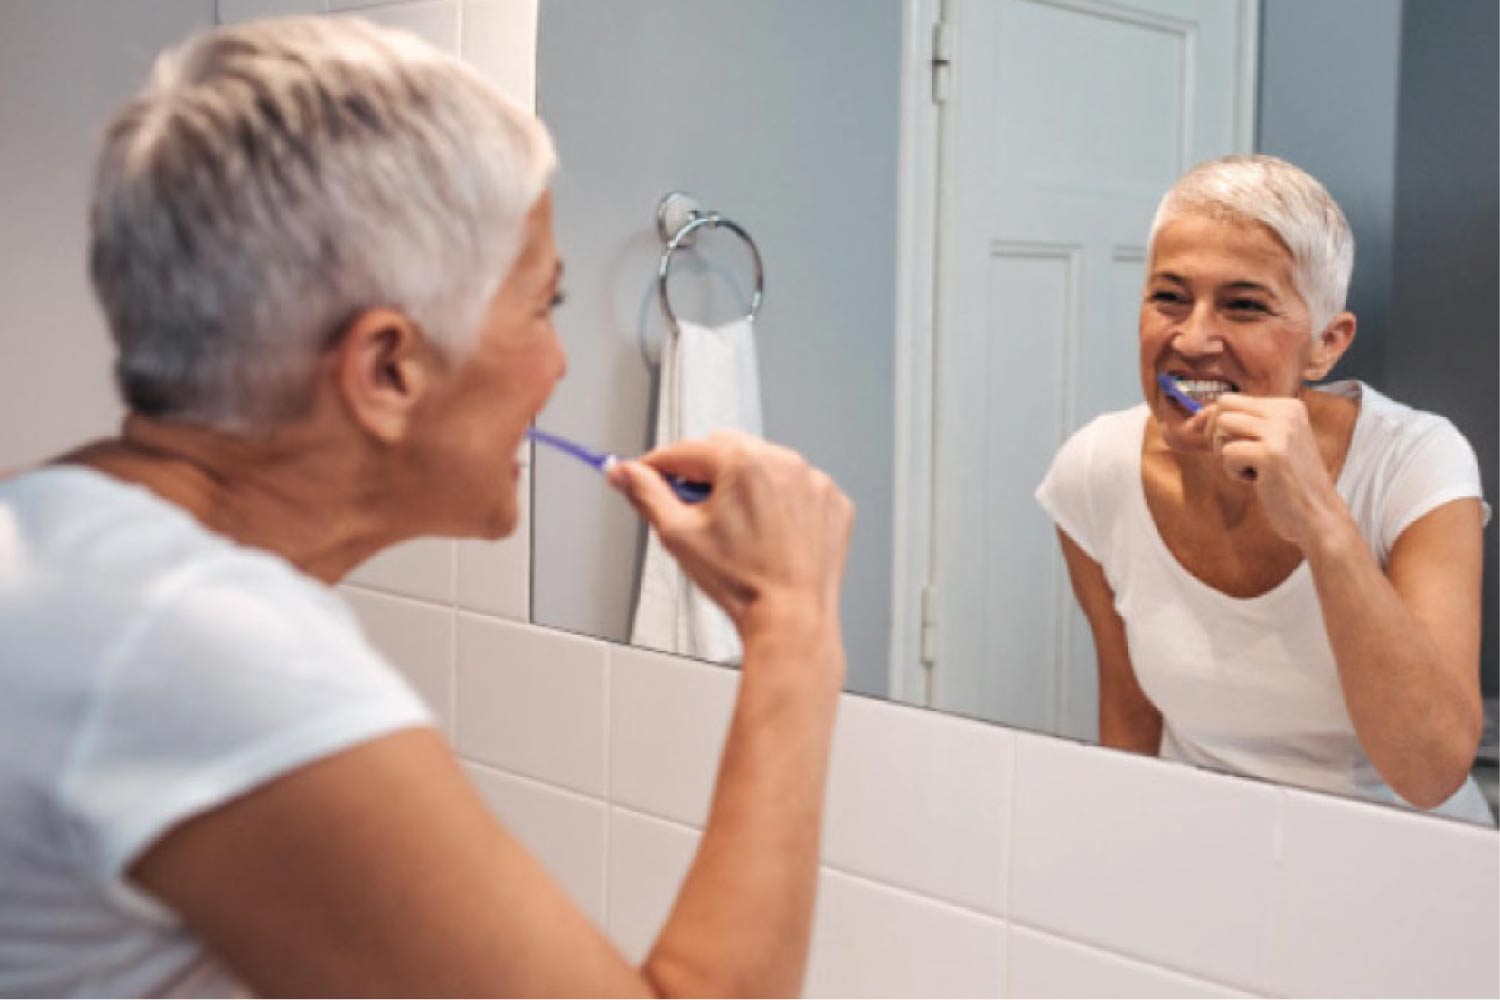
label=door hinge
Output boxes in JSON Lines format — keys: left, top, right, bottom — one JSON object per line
{"left": 931, "top": 20, "right": 954, "bottom": 104}
{"left": 919, "top": 584, "right": 940, "bottom": 668}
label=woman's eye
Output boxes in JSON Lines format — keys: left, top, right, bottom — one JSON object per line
{"left": 549, "top": 290, "right": 567, "bottom": 310}
{"left": 1149, "top": 290, "right": 1185, "bottom": 305}
{"left": 1226, "top": 298, "right": 1269, "bottom": 313}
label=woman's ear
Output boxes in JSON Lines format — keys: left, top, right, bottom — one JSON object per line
{"left": 1303, "top": 311, "right": 1357, "bottom": 382}
{"left": 333, "top": 308, "right": 432, "bottom": 443}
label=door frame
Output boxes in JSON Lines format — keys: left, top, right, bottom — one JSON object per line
{"left": 887, "top": 0, "right": 944, "bottom": 703}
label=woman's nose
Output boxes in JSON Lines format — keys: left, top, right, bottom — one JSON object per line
{"left": 1173, "top": 302, "right": 1223, "bottom": 356}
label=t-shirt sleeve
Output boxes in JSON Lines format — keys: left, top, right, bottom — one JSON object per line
{"left": 1035, "top": 418, "right": 1107, "bottom": 562}
{"left": 56, "top": 557, "right": 433, "bottom": 907}
{"left": 1379, "top": 416, "right": 1490, "bottom": 553}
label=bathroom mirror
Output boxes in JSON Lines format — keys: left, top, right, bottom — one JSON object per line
{"left": 531, "top": 0, "right": 1498, "bottom": 823}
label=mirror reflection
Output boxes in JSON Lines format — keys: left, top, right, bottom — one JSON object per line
{"left": 532, "top": 0, "right": 1498, "bottom": 824}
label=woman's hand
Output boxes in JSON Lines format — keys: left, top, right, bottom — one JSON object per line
{"left": 607, "top": 430, "right": 855, "bottom": 643}
{"left": 1190, "top": 394, "right": 1345, "bottom": 550}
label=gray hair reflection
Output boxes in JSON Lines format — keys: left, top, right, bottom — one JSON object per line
{"left": 1149, "top": 153, "right": 1355, "bottom": 336}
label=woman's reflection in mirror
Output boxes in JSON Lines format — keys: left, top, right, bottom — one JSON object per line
{"left": 1037, "top": 154, "right": 1492, "bottom": 825}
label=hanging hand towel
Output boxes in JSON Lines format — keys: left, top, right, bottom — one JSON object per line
{"left": 631, "top": 317, "right": 763, "bottom": 664}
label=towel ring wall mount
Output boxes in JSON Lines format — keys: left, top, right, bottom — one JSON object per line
{"left": 655, "top": 191, "right": 764, "bottom": 340}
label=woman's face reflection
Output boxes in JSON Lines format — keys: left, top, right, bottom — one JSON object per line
{"left": 1138, "top": 214, "right": 1318, "bottom": 454}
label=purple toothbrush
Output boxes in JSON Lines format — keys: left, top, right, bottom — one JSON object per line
{"left": 1156, "top": 374, "right": 1257, "bottom": 480}
{"left": 526, "top": 427, "right": 712, "bottom": 504}
{"left": 1156, "top": 373, "right": 1203, "bottom": 415}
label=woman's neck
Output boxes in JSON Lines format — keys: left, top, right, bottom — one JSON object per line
{"left": 59, "top": 413, "right": 406, "bottom": 583}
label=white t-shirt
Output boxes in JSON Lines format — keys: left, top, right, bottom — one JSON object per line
{"left": 0, "top": 466, "right": 433, "bottom": 996}
{"left": 1036, "top": 381, "right": 1494, "bottom": 826}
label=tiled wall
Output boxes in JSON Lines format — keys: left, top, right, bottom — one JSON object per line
{"left": 346, "top": 602, "right": 1500, "bottom": 997}
{"left": 14, "top": 1, "right": 1484, "bottom": 995}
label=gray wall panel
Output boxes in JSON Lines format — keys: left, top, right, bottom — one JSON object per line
{"left": 1386, "top": 0, "right": 1499, "bottom": 697}
{"left": 533, "top": 0, "right": 902, "bottom": 696}
{"left": 1258, "top": 0, "right": 1402, "bottom": 386}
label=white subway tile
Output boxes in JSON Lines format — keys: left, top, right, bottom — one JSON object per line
{"left": 341, "top": 587, "right": 455, "bottom": 731}
{"left": 464, "top": 762, "right": 607, "bottom": 926}
{"left": 606, "top": 807, "right": 700, "bottom": 965}
{"left": 1008, "top": 926, "right": 1251, "bottom": 998}
{"left": 217, "top": 0, "right": 326, "bottom": 22}
{"left": 822, "top": 695, "right": 1013, "bottom": 915}
{"left": 609, "top": 646, "right": 737, "bottom": 826}
{"left": 1273, "top": 789, "right": 1500, "bottom": 998}
{"left": 332, "top": 0, "right": 459, "bottom": 54}
{"left": 346, "top": 537, "right": 455, "bottom": 604}
{"left": 460, "top": 0, "right": 537, "bottom": 109}
{"left": 455, "top": 618, "right": 607, "bottom": 796}
{"left": 456, "top": 451, "right": 530, "bottom": 619}
{"left": 805, "top": 870, "right": 1005, "bottom": 999}
{"left": 1009, "top": 734, "right": 1277, "bottom": 992}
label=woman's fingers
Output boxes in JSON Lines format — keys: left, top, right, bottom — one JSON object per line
{"left": 608, "top": 459, "right": 695, "bottom": 534}
{"left": 638, "top": 429, "right": 760, "bottom": 481}
{"left": 1208, "top": 410, "right": 1265, "bottom": 440}
{"left": 614, "top": 434, "right": 853, "bottom": 633}
{"left": 1202, "top": 406, "right": 1269, "bottom": 482}
{"left": 1218, "top": 439, "right": 1262, "bottom": 481}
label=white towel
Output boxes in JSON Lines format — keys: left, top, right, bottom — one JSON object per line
{"left": 631, "top": 317, "right": 763, "bottom": 664}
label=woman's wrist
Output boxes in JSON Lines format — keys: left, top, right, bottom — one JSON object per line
{"left": 1300, "top": 502, "right": 1366, "bottom": 567}
{"left": 739, "top": 594, "right": 846, "bottom": 682}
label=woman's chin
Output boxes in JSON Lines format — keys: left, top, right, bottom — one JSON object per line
{"left": 1155, "top": 411, "right": 1211, "bottom": 454}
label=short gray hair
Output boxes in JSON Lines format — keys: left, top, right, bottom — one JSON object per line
{"left": 1148, "top": 154, "right": 1354, "bottom": 335}
{"left": 89, "top": 16, "right": 556, "bottom": 430}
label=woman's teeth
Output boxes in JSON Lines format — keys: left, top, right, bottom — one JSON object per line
{"left": 1174, "top": 378, "right": 1237, "bottom": 403}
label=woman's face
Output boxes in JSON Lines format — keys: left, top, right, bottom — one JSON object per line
{"left": 411, "top": 191, "right": 567, "bottom": 538}
{"left": 1139, "top": 212, "right": 1317, "bottom": 452}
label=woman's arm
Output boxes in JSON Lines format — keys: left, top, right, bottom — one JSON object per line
{"left": 132, "top": 434, "right": 853, "bottom": 996}
{"left": 1301, "top": 498, "right": 1484, "bottom": 807}
{"left": 1056, "top": 529, "right": 1162, "bottom": 754}
{"left": 1205, "top": 396, "right": 1484, "bottom": 807}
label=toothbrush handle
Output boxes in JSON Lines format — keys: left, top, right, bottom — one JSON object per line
{"left": 665, "top": 474, "right": 712, "bottom": 504}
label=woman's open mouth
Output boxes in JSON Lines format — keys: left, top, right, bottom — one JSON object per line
{"left": 1169, "top": 376, "right": 1239, "bottom": 405}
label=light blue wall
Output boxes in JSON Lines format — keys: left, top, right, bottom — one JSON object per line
{"left": 532, "top": 0, "right": 902, "bottom": 696}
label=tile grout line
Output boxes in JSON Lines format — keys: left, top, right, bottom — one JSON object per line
{"left": 447, "top": 538, "right": 459, "bottom": 735}
{"left": 1266, "top": 787, "right": 1288, "bottom": 999}
{"left": 1006, "top": 919, "right": 1264, "bottom": 997}
{"left": 463, "top": 757, "right": 608, "bottom": 810}
{"left": 446, "top": 603, "right": 459, "bottom": 739}
{"left": 1002, "top": 732, "right": 1020, "bottom": 998}
{"left": 449, "top": 602, "right": 463, "bottom": 749}
{"left": 602, "top": 645, "right": 615, "bottom": 937}
{"left": 339, "top": 578, "right": 450, "bottom": 608}
{"left": 605, "top": 802, "right": 1008, "bottom": 925}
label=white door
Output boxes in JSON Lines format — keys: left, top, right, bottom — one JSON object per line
{"left": 927, "top": 0, "right": 1257, "bottom": 734}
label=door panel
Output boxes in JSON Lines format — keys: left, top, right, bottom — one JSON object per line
{"left": 930, "top": 0, "right": 1254, "bottom": 733}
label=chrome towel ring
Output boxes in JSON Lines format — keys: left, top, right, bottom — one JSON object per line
{"left": 655, "top": 191, "right": 764, "bottom": 338}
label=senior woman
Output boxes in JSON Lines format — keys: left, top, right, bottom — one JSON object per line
{"left": 1037, "top": 154, "right": 1490, "bottom": 825}
{"left": 0, "top": 17, "right": 854, "bottom": 997}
